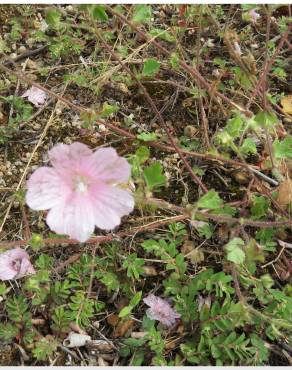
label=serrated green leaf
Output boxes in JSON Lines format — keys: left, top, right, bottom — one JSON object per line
{"left": 240, "top": 137, "right": 257, "bottom": 155}
{"left": 255, "top": 110, "right": 278, "bottom": 128}
{"left": 99, "top": 102, "right": 119, "bottom": 118}
{"left": 46, "top": 8, "right": 61, "bottom": 28}
{"left": 143, "top": 162, "right": 166, "bottom": 190}
{"left": 226, "top": 114, "right": 244, "bottom": 138}
{"left": 273, "top": 136, "right": 292, "bottom": 159}
{"left": 225, "top": 237, "right": 246, "bottom": 265}
{"left": 142, "top": 59, "right": 161, "bottom": 77}
{"left": 137, "top": 132, "right": 157, "bottom": 141}
{"left": 135, "top": 146, "right": 150, "bottom": 163}
{"left": 149, "top": 28, "right": 175, "bottom": 42}
{"left": 132, "top": 5, "right": 152, "bottom": 24}
{"left": 251, "top": 195, "right": 269, "bottom": 220}
{"left": 92, "top": 5, "right": 108, "bottom": 21}
{"left": 197, "top": 189, "right": 223, "bottom": 210}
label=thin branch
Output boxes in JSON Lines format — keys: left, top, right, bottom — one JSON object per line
{"left": 105, "top": 5, "right": 253, "bottom": 117}
{"left": 0, "top": 61, "right": 258, "bottom": 171}
{"left": 93, "top": 27, "right": 209, "bottom": 193}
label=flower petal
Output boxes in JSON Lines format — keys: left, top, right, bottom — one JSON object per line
{"left": 0, "top": 254, "right": 17, "bottom": 280}
{"left": 22, "top": 86, "right": 47, "bottom": 107}
{"left": 46, "top": 195, "right": 96, "bottom": 242}
{"left": 17, "top": 258, "right": 36, "bottom": 278}
{"left": 90, "top": 147, "right": 131, "bottom": 184}
{"left": 90, "top": 185, "right": 134, "bottom": 230}
{"left": 0, "top": 248, "right": 34, "bottom": 281}
{"left": 49, "top": 142, "right": 92, "bottom": 172}
{"left": 26, "top": 167, "right": 68, "bottom": 210}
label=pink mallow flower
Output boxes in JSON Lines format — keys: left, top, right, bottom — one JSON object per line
{"left": 26, "top": 142, "right": 134, "bottom": 242}
{"left": 143, "top": 294, "right": 181, "bottom": 327}
{"left": 0, "top": 248, "right": 35, "bottom": 281}
{"left": 22, "top": 86, "right": 47, "bottom": 107}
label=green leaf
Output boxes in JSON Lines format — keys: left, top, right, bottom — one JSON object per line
{"left": 225, "top": 238, "right": 246, "bottom": 265}
{"left": 197, "top": 189, "right": 223, "bottom": 210}
{"left": 0, "top": 282, "right": 7, "bottom": 295}
{"left": 119, "top": 305, "right": 132, "bottom": 318}
{"left": 175, "top": 253, "right": 186, "bottom": 275}
{"left": 100, "top": 272, "right": 120, "bottom": 292}
{"left": 99, "top": 102, "right": 119, "bottom": 118}
{"left": 240, "top": 137, "right": 257, "bottom": 155}
{"left": 29, "top": 233, "right": 44, "bottom": 251}
{"left": 91, "top": 5, "right": 108, "bottom": 21}
{"left": 149, "top": 28, "right": 175, "bottom": 42}
{"left": 137, "top": 132, "right": 157, "bottom": 141}
{"left": 119, "top": 291, "right": 142, "bottom": 318}
{"left": 142, "top": 59, "right": 160, "bottom": 77}
{"left": 132, "top": 5, "right": 152, "bottom": 24}
{"left": 45, "top": 8, "right": 61, "bottom": 28}
{"left": 143, "top": 162, "right": 166, "bottom": 190}
{"left": 169, "top": 52, "right": 179, "bottom": 69}
{"left": 0, "top": 323, "right": 19, "bottom": 343}
{"left": 254, "top": 110, "right": 278, "bottom": 129}
{"left": 130, "top": 291, "right": 142, "bottom": 308}
{"left": 251, "top": 196, "right": 269, "bottom": 220}
{"left": 273, "top": 136, "right": 292, "bottom": 159}
{"left": 135, "top": 146, "right": 150, "bottom": 164}
{"left": 226, "top": 114, "right": 244, "bottom": 138}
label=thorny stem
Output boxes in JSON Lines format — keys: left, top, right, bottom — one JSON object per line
{"left": 246, "top": 24, "right": 291, "bottom": 110}
{"left": 93, "top": 28, "right": 209, "bottom": 193}
{"left": 1, "top": 198, "right": 292, "bottom": 249}
{"left": 0, "top": 62, "right": 258, "bottom": 171}
{"left": 232, "top": 266, "right": 292, "bottom": 331}
{"left": 0, "top": 214, "right": 188, "bottom": 250}
{"left": 105, "top": 5, "right": 253, "bottom": 117}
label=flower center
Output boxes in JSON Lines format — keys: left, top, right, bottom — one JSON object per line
{"left": 73, "top": 175, "right": 89, "bottom": 194}
{"left": 12, "top": 259, "right": 21, "bottom": 272}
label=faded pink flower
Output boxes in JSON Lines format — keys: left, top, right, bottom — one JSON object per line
{"left": 249, "top": 9, "right": 260, "bottom": 23}
{"left": 26, "top": 142, "right": 134, "bottom": 242}
{"left": 22, "top": 86, "right": 47, "bottom": 107}
{"left": 143, "top": 294, "right": 181, "bottom": 327}
{"left": 0, "top": 248, "right": 35, "bottom": 281}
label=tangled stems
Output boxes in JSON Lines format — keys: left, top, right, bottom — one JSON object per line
{"left": 1, "top": 197, "right": 292, "bottom": 250}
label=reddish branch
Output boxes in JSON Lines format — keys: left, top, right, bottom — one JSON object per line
{"left": 0, "top": 214, "right": 188, "bottom": 250}
{"left": 246, "top": 25, "right": 291, "bottom": 110}
{"left": 0, "top": 62, "right": 258, "bottom": 171}
{"left": 1, "top": 199, "right": 292, "bottom": 250}
{"left": 105, "top": 5, "right": 253, "bottom": 117}
{"left": 94, "top": 29, "right": 208, "bottom": 193}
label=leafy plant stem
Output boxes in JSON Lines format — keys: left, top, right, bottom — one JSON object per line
{"left": 91, "top": 25, "right": 209, "bottom": 193}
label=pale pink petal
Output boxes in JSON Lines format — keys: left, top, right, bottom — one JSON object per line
{"left": 46, "top": 196, "right": 96, "bottom": 242}
{"left": 0, "top": 248, "right": 35, "bottom": 281}
{"left": 0, "top": 253, "right": 18, "bottom": 280}
{"left": 90, "top": 147, "right": 131, "bottom": 184}
{"left": 26, "top": 142, "right": 134, "bottom": 242}
{"left": 143, "top": 294, "right": 180, "bottom": 327}
{"left": 26, "top": 167, "right": 69, "bottom": 210}
{"left": 48, "top": 142, "right": 92, "bottom": 172}
{"left": 17, "top": 257, "right": 36, "bottom": 278}
{"left": 22, "top": 86, "right": 47, "bottom": 107}
{"left": 90, "top": 185, "right": 134, "bottom": 230}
